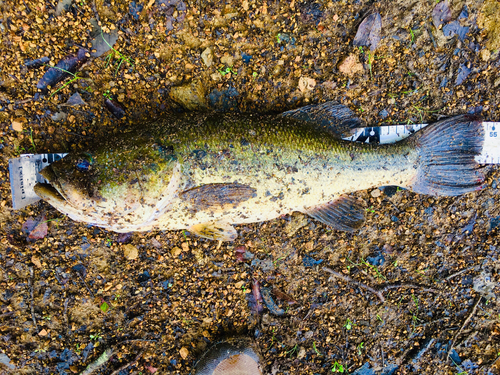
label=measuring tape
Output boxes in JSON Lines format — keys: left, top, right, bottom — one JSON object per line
{"left": 8, "top": 122, "right": 500, "bottom": 210}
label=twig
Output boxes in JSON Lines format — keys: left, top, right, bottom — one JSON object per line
{"left": 323, "top": 267, "right": 385, "bottom": 302}
{"left": 80, "top": 349, "right": 113, "bottom": 375}
{"left": 29, "top": 267, "right": 38, "bottom": 332}
{"left": 109, "top": 349, "right": 146, "bottom": 375}
{"left": 64, "top": 297, "right": 70, "bottom": 332}
{"left": 445, "top": 266, "right": 475, "bottom": 281}
{"left": 379, "top": 283, "right": 439, "bottom": 294}
{"left": 0, "top": 311, "right": 15, "bottom": 319}
{"left": 380, "top": 342, "right": 385, "bottom": 368}
{"left": 447, "top": 297, "right": 482, "bottom": 360}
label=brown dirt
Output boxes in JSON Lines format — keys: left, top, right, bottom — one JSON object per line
{"left": 1, "top": 0, "right": 499, "bottom": 374}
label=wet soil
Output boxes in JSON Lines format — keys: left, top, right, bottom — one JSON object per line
{"left": 1, "top": 0, "right": 500, "bottom": 374}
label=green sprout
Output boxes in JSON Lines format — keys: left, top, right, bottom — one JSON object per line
{"left": 276, "top": 33, "right": 282, "bottom": 43}
{"left": 90, "top": 333, "right": 102, "bottom": 340}
{"left": 366, "top": 206, "right": 375, "bottom": 213}
{"left": 312, "top": 341, "right": 321, "bottom": 356}
{"left": 100, "top": 302, "right": 109, "bottom": 313}
{"left": 286, "top": 344, "right": 298, "bottom": 358}
{"left": 252, "top": 71, "right": 258, "bottom": 79}
{"left": 331, "top": 361, "right": 345, "bottom": 373}
{"left": 217, "top": 66, "right": 237, "bottom": 76}
{"left": 101, "top": 30, "right": 134, "bottom": 75}
{"left": 376, "top": 314, "right": 383, "bottom": 322}
{"left": 357, "top": 342, "right": 364, "bottom": 356}
{"left": 409, "top": 28, "right": 416, "bottom": 45}
{"left": 344, "top": 318, "right": 353, "bottom": 330}
{"left": 27, "top": 127, "right": 37, "bottom": 153}
{"left": 103, "top": 90, "right": 112, "bottom": 99}
{"left": 361, "top": 259, "right": 387, "bottom": 281}
{"left": 45, "top": 65, "right": 85, "bottom": 99}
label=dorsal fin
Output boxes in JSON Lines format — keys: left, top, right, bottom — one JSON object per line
{"left": 280, "top": 102, "right": 361, "bottom": 138}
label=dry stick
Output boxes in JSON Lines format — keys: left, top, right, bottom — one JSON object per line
{"left": 109, "top": 349, "right": 146, "bottom": 375}
{"left": 445, "top": 266, "right": 475, "bottom": 281}
{"left": 447, "top": 296, "right": 482, "bottom": 360}
{"left": 0, "top": 311, "right": 15, "bottom": 319}
{"left": 379, "top": 283, "right": 439, "bottom": 294}
{"left": 29, "top": 267, "right": 38, "bottom": 332}
{"left": 80, "top": 349, "right": 114, "bottom": 375}
{"left": 323, "top": 267, "right": 441, "bottom": 303}
{"left": 64, "top": 297, "right": 70, "bottom": 331}
{"left": 323, "top": 267, "right": 385, "bottom": 302}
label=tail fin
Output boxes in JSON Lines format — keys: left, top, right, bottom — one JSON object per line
{"left": 409, "top": 114, "right": 485, "bottom": 196}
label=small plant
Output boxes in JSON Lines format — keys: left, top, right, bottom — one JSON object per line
{"left": 376, "top": 314, "right": 383, "bottom": 323}
{"left": 344, "top": 318, "right": 353, "bottom": 330}
{"left": 103, "top": 90, "right": 112, "bottom": 99}
{"left": 357, "top": 342, "right": 364, "bottom": 356}
{"left": 102, "top": 31, "right": 134, "bottom": 75}
{"left": 45, "top": 65, "right": 85, "bottom": 99}
{"left": 100, "top": 301, "right": 109, "bottom": 313}
{"left": 366, "top": 206, "right": 375, "bottom": 213}
{"left": 276, "top": 33, "right": 282, "bottom": 43}
{"left": 286, "top": 344, "right": 298, "bottom": 358}
{"left": 27, "top": 127, "right": 37, "bottom": 153}
{"left": 42, "top": 315, "right": 51, "bottom": 321}
{"left": 252, "top": 71, "right": 258, "bottom": 79}
{"left": 218, "top": 66, "right": 237, "bottom": 76}
{"left": 409, "top": 27, "right": 416, "bottom": 45}
{"left": 312, "top": 341, "right": 321, "bottom": 356}
{"left": 105, "top": 238, "right": 112, "bottom": 247}
{"left": 90, "top": 333, "right": 102, "bottom": 341}
{"left": 331, "top": 361, "right": 345, "bottom": 373}
{"left": 361, "top": 259, "right": 387, "bottom": 281}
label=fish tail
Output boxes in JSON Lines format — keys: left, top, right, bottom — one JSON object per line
{"left": 409, "top": 114, "right": 485, "bottom": 196}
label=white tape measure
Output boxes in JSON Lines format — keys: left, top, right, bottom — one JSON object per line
{"left": 8, "top": 121, "right": 500, "bottom": 210}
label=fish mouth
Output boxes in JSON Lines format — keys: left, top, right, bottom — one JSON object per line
{"left": 34, "top": 165, "right": 69, "bottom": 203}
{"left": 34, "top": 182, "right": 66, "bottom": 203}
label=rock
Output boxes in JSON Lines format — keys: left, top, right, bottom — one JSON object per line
{"left": 123, "top": 244, "right": 138, "bottom": 260}
{"left": 338, "top": 54, "right": 364, "bottom": 76}
{"left": 60, "top": 92, "right": 87, "bottom": 107}
{"left": 11, "top": 120, "right": 23, "bottom": 132}
{"left": 298, "top": 76, "right": 316, "bottom": 92}
{"left": 432, "top": 1, "right": 452, "bottom": 29}
{"left": 285, "top": 214, "right": 309, "bottom": 237}
{"left": 481, "top": 49, "right": 491, "bottom": 61}
{"left": 201, "top": 47, "right": 214, "bottom": 67}
{"left": 169, "top": 80, "right": 208, "bottom": 110}
{"left": 221, "top": 54, "right": 234, "bottom": 67}
{"left": 353, "top": 13, "right": 382, "bottom": 51}
{"left": 455, "top": 64, "right": 471, "bottom": 85}
{"left": 180, "top": 347, "right": 189, "bottom": 359}
{"left": 478, "top": 0, "right": 500, "bottom": 51}
{"left": 370, "top": 188, "right": 381, "bottom": 198}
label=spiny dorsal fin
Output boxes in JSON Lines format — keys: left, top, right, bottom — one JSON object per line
{"left": 303, "top": 195, "right": 365, "bottom": 232}
{"left": 189, "top": 222, "right": 238, "bottom": 241}
{"left": 280, "top": 101, "right": 361, "bottom": 138}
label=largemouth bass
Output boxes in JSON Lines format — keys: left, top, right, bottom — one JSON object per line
{"left": 34, "top": 102, "right": 485, "bottom": 241}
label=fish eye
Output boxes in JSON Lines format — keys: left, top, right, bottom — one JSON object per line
{"left": 76, "top": 153, "right": 93, "bottom": 172}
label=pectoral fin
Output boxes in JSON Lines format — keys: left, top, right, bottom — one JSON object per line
{"left": 304, "top": 196, "right": 365, "bottom": 232}
{"left": 189, "top": 222, "right": 238, "bottom": 241}
{"left": 180, "top": 183, "right": 257, "bottom": 210}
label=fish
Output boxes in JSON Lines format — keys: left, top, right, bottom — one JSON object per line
{"left": 34, "top": 102, "right": 485, "bottom": 241}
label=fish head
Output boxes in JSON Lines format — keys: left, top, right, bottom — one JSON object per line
{"left": 34, "top": 143, "right": 178, "bottom": 230}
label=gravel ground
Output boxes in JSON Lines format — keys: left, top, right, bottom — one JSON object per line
{"left": 1, "top": 0, "right": 500, "bottom": 374}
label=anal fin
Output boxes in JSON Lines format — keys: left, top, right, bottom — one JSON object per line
{"left": 189, "top": 222, "right": 238, "bottom": 241}
{"left": 304, "top": 195, "right": 365, "bottom": 232}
